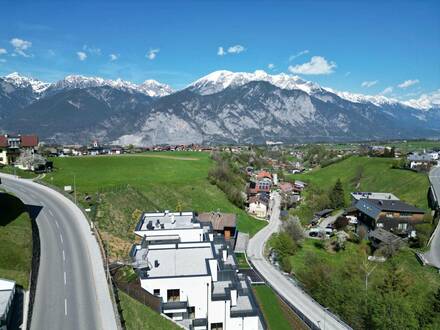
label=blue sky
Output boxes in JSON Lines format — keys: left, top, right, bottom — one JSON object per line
{"left": 0, "top": 0, "right": 439, "bottom": 99}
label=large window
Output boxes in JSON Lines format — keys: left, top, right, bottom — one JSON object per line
{"left": 153, "top": 289, "right": 160, "bottom": 296}
{"left": 167, "top": 289, "right": 180, "bottom": 302}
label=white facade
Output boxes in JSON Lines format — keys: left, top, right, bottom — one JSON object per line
{"left": 131, "top": 211, "right": 261, "bottom": 330}
{"left": 248, "top": 201, "right": 267, "bottom": 218}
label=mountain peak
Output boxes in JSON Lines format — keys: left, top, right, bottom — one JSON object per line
{"left": 4, "top": 72, "right": 51, "bottom": 94}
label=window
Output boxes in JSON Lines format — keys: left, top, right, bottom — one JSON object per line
{"left": 167, "top": 289, "right": 180, "bottom": 302}
{"left": 189, "top": 306, "right": 195, "bottom": 319}
{"left": 153, "top": 289, "right": 160, "bottom": 296}
{"left": 211, "top": 323, "right": 223, "bottom": 330}
{"left": 398, "top": 223, "right": 408, "bottom": 230}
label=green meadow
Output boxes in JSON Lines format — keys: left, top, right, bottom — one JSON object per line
{"left": 0, "top": 193, "right": 32, "bottom": 288}
{"left": 43, "top": 152, "right": 265, "bottom": 256}
{"left": 290, "top": 156, "right": 429, "bottom": 210}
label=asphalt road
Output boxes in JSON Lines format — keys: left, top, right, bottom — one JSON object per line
{"left": 425, "top": 167, "right": 440, "bottom": 268}
{"left": 0, "top": 174, "right": 117, "bottom": 330}
{"left": 247, "top": 192, "right": 350, "bottom": 330}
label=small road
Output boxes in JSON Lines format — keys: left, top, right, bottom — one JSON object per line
{"left": 317, "top": 211, "right": 343, "bottom": 229}
{"left": 0, "top": 174, "right": 117, "bottom": 330}
{"left": 247, "top": 192, "right": 350, "bottom": 330}
{"left": 424, "top": 166, "right": 440, "bottom": 268}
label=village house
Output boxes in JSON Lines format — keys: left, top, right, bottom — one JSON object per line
{"left": 198, "top": 212, "right": 237, "bottom": 241}
{"left": 0, "top": 134, "right": 39, "bottom": 166}
{"left": 248, "top": 193, "right": 270, "bottom": 218}
{"left": 354, "top": 198, "right": 425, "bottom": 237}
{"left": 407, "top": 152, "right": 438, "bottom": 170}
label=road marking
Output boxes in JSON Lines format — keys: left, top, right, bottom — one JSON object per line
{"left": 64, "top": 271, "right": 67, "bottom": 285}
{"left": 63, "top": 250, "right": 66, "bottom": 262}
{"left": 48, "top": 209, "right": 54, "bottom": 217}
{"left": 55, "top": 220, "right": 59, "bottom": 228}
{"left": 64, "top": 299, "right": 67, "bottom": 316}
{"left": 60, "top": 233, "right": 63, "bottom": 244}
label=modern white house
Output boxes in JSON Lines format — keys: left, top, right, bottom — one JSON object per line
{"left": 0, "top": 279, "right": 15, "bottom": 330}
{"left": 130, "top": 212, "right": 262, "bottom": 330}
{"left": 134, "top": 211, "right": 205, "bottom": 243}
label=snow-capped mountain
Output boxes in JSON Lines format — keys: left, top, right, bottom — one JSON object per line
{"left": 137, "top": 80, "right": 174, "bottom": 97}
{"left": 1, "top": 70, "right": 440, "bottom": 145}
{"left": 188, "top": 70, "right": 323, "bottom": 96}
{"left": 42, "top": 75, "right": 173, "bottom": 98}
{"left": 3, "top": 72, "right": 51, "bottom": 94}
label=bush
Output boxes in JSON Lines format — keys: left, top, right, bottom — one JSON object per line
{"left": 334, "top": 216, "right": 349, "bottom": 230}
{"left": 314, "top": 240, "right": 325, "bottom": 249}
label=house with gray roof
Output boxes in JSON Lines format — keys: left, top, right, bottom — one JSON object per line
{"left": 0, "top": 279, "right": 15, "bottom": 330}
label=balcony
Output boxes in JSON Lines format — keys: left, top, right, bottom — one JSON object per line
{"left": 162, "top": 300, "right": 188, "bottom": 313}
{"left": 191, "top": 318, "right": 208, "bottom": 330}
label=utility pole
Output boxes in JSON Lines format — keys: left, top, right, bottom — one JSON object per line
{"left": 73, "top": 173, "right": 77, "bottom": 204}
{"left": 362, "top": 259, "right": 377, "bottom": 294}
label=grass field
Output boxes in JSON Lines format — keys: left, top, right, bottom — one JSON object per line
{"left": 118, "top": 291, "right": 180, "bottom": 330}
{"left": 43, "top": 152, "right": 266, "bottom": 256}
{"left": 253, "top": 285, "right": 308, "bottom": 330}
{"left": 0, "top": 193, "right": 32, "bottom": 288}
{"left": 290, "top": 156, "right": 430, "bottom": 209}
{"left": 235, "top": 253, "right": 250, "bottom": 269}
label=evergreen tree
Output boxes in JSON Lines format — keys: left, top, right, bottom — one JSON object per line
{"left": 330, "top": 178, "right": 345, "bottom": 209}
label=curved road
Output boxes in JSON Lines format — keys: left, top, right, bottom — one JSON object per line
{"left": 425, "top": 167, "right": 440, "bottom": 268}
{"left": 247, "top": 192, "right": 350, "bottom": 330}
{"left": 0, "top": 174, "right": 117, "bottom": 330}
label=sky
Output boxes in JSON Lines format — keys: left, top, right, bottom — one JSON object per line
{"left": 0, "top": 0, "right": 439, "bottom": 100}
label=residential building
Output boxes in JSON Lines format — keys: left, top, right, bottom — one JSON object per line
{"left": 0, "top": 134, "right": 39, "bottom": 165}
{"left": 134, "top": 211, "right": 204, "bottom": 243}
{"left": 355, "top": 198, "right": 425, "bottom": 236}
{"left": 198, "top": 212, "right": 237, "bottom": 241}
{"left": 130, "top": 212, "right": 262, "bottom": 330}
{"left": 350, "top": 192, "right": 399, "bottom": 203}
{"left": 248, "top": 193, "right": 269, "bottom": 218}
{"left": 0, "top": 279, "right": 15, "bottom": 330}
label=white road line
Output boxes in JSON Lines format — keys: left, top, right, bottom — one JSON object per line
{"left": 60, "top": 233, "right": 63, "bottom": 244}
{"left": 55, "top": 220, "right": 59, "bottom": 228}
{"left": 48, "top": 209, "right": 54, "bottom": 217}
{"left": 64, "top": 299, "right": 67, "bottom": 316}
{"left": 63, "top": 250, "right": 66, "bottom": 262}
{"left": 64, "top": 271, "right": 67, "bottom": 285}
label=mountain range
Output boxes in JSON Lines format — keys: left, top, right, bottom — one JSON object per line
{"left": 1, "top": 70, "right": 439, "bottom": 145}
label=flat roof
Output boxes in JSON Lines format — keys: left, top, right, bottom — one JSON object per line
{"left": 0, "top": 279, "right": 15, "bottom": 318}
{"left": 136, "top": 211, "right": 200, "bottom": 231}
{"left": 135, "top": 244, "right": 214, "bottom": 278}
{"left": 351, "top": 192, "right": 399, "bottom": 201}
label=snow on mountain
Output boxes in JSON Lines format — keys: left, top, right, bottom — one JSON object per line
{"left": 4, "top": 72, "right": 51, "bottom": 94}
{"left": 49, "top": 75, "right": 173, "bottom": 97}
{"left": 187, "top": 69, "right": 413, "bottom": 109}
{"left": 138, "top": 80, "right": 174, "bottom": 97}
{"left": 403, "top": 89, "right": 440, "bottom": 110}
{"left": 188, "top": 70, "right": 323, "bottom": 95}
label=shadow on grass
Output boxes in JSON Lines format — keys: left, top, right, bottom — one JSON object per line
{"left": 0, "top": 192, "right": 27, "bottom": 226}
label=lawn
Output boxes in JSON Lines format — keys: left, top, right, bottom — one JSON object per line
{"left": 118, "top": 291, "right": 180, "bottom": 330}
{"left": 0, "top": 165, "right": 37, "bottom": 179}
{"left": 289, "top": 156, "right": 429, "bottom": 210}
{"left": 253, "top": 285, "right": 308, "bottom": 330}
{"left": 43, "top": 152, "right": 266, "bottom": 257}
{"left": 0, "top": 193, "right": 32, "bottom": 288}
{"left": 235, "top": 253, "right": 250, "bottom": 269}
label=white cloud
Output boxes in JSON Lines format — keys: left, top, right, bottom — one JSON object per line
{"left": 288, "top": 56, "right": 336, "bottom": 75}
{"left": 47, "top": 49, "right": 56, "bottom": 57}
{"left": 361, "top": 80, "right": 378, "bottom": 88}
{"left": 227, "top": 45, "right": 245, "bottom": 54}
{"left": 217, "top": 47, "right": 226, "bottom": 56}
{"left": 76, "top": 51, "right": 87, "bottom": 61}
{"left": 289, "top": 49, "right": 309, "bottom": 61}
{"left": 380, "top": 86, "right": 393, "bottom": 95}
{"left": 109, "top": 53, "right": 119, "bottom": 61}
{"left": 404, "top": 89, "right": 440, "bottom": 110}
{"left": 10, "top": 38, "right": 32, "bottom": 57}
{"left": 0, "top": 58, "right": 6, "bottom": 63}
{"left": 398, "top": 79, "right": 419, "bottom": 89}
{"left": 146, "top": 48, "right": 159, "bottom": 60}
{"left": 83, "top": 44, "right": 101, "bottom": 56}
{"left": 0, "top": 48, "right": 7, "bottom": 55}
{"left": 345, "top": 71, "right": 351, "bottom": 77}
{"left": 267, "top": 63, "right": 275, "bottom": 69}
